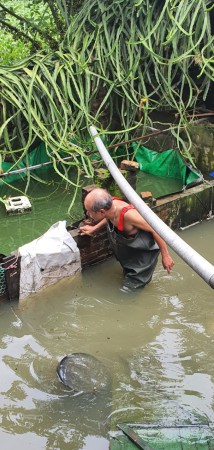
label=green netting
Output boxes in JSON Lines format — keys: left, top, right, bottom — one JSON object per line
{"left": 0, "top": 265, "right": 6, "bottom": 295}
{"left": 111, "top": 424, "right": 214, "bottom": 450}
{"left": 132, "top": 142, "right": 203, "bottom": 188}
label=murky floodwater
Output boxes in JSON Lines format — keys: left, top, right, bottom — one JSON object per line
{"left": 0, "top": 215, "right": 214, "bottom": 449}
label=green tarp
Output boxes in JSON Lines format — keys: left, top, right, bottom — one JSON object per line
{"left": 0, "top": 141, "right": 203, "bottom": 195}
{"left": 0, "top": 142, "right": 50, "bottom": 185}
{"left": 132, "top": 142, "right": 203, "bottom": 188}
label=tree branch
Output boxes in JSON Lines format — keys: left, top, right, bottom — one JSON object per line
{"left": 0, "top": 19, "right": 41, "bottom": 46}
{"left": 0, "top": 3, "right": 59, "bottom": 48}
{"left": 42, "top": 0, "right": 66, "bottom": 36}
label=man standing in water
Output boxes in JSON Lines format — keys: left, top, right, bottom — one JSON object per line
{"left": 79, "top": 188, "right": 174, "bottom": 290}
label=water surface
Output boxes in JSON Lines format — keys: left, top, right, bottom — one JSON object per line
{"left": 0, "top": 218, "right": 214, "bottom": 449}
{"left": 0, "top": 168, "right": 83, "bottom": 255}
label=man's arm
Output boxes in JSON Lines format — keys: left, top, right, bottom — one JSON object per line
{"left": 149, "top": 230, "right": 174, "bottom": 273}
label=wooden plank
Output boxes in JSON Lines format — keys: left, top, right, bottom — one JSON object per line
{"left": 118, "top": 424, "right": 155, "bottom": 450}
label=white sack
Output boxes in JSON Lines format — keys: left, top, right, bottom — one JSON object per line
{"left": 19, "top": 221, "right": 81, "bottom": 299}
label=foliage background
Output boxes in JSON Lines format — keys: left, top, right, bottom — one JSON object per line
{"left": 0, "top": 1, "right": 49, "bottom": 63}
{"left": 0, "top": 0, "right": 213, "bottom": 202}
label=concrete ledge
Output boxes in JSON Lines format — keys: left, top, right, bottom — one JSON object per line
{"left": 69, "top": 225, "right": 112, "bottom": 269}
{"left": 153, "top": 180, "right": 214, "bottom": 230}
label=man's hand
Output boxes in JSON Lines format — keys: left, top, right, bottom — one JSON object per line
{"left": 79, "top": 217, "right": 107, "bottom": 236}
{"left": 79, "top": 224, "right": 96, "bottom": 236}
{"left": 161, "top": 254, "right": 174, "bottom": 273}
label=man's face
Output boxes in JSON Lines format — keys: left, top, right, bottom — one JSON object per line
{"left": 84, "top": 197, "right": 105, "bottom": 222}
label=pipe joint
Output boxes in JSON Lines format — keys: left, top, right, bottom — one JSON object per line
{"left": 209, "top": 274, "right": 214, "bottom": 289}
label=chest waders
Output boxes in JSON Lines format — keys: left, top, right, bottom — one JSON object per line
{"left": 106, "top": 221, "right": 160, "bottom": 289}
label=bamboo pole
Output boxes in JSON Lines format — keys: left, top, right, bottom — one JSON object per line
{"left": 0, "top": 156, "right": 74, "bottom": 177}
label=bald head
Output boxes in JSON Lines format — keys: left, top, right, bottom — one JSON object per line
{"left": 85, "top": 188, "right": 112, "bottom": 212}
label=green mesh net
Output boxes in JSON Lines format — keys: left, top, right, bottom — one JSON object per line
{"left": 0, "top": 265, "right": 6, "bottom": 295}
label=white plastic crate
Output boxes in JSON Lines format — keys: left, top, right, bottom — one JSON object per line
{"left": 5, "top": 196, "right": 32, "bottom": 215}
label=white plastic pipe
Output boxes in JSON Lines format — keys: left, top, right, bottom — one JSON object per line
{"left": 90, "top": 125, "right": 214, "bottom": 289}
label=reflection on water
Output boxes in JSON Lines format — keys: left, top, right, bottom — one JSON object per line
{"left": 0, "top": 219, "right": 214, "bottom": 449}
